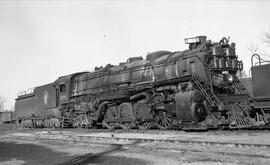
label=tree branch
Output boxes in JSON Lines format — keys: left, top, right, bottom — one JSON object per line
{"left": 246, "top": 43, "right": 258, "bottom": 54}
{"left": 262, "top": 31, "right": 270, "bottom": 47}
{"left": 0, "top": 96, "right": 6, "bottom": 111}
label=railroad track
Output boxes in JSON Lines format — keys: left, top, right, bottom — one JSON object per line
{"left": 34, "top": 133, "right": 270, "bottom": 165}
{"left": 6, "top": 130, "right": 269, "bottom": 148}
{"left": 2, "top": 131, "right": 270, "bottom": 165}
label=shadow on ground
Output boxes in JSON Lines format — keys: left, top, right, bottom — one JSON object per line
{"left": 0, "top": 141, "right": 147, "bottom": 165}
{"left": 0, "top": 141, "right": 75, "bottom": 165}
{"left": 55, "top": 141, "right": 147, "bottom": 165}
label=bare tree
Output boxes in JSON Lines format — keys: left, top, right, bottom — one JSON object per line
{"left": 246, "top": 43, "right": 258, "bottom": 54}
{"left": 0, "top": 96, "right": 6, "bottom": 111}
{"left": 262, "top": 31, "right": 270, "bottom": 46}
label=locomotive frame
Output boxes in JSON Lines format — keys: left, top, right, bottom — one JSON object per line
{"left": 15, "top": 36, "right": 270, "bottom": 130}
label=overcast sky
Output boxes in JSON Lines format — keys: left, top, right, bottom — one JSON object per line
{"left": 0, "top": 0, "right": 270, "bottom": 110}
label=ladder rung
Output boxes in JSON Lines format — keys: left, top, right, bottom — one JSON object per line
{"left": 192, "top": 75, "right": 222, "bottom": 106}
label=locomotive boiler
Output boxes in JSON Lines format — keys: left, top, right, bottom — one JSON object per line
{"left": 15, "top": 36, "right": 269, "bottom": 130}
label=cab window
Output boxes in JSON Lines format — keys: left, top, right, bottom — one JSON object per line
{"left": 60, "top": 84, "right": 66, "bottom": 93}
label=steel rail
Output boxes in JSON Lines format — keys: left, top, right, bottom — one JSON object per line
{"left": 31, "top": 133, "right": 270, "bottom": 148}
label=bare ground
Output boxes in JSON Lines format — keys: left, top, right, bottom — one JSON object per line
{"left": 0, "top": 123, "right": 270, "bottom": 165}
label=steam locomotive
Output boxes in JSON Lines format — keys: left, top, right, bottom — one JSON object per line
{"left": 15, "top": 36, "right": 269, "bottom": 130}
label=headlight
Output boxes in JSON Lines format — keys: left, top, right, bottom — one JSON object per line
{"left": 228, "top": 74, "right": 233, "bottom": 83}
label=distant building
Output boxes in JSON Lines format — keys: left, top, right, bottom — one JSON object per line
{"left": 0, "top": 111, "right": 15, "bottom": 123}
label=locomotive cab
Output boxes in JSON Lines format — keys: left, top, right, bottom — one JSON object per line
{"left": 54, "top": 74, "right": 74, "bottom": 105}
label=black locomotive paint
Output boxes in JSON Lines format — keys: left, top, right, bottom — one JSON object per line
{"left": 14, "top": 36, "right": 270, "bottom": 130}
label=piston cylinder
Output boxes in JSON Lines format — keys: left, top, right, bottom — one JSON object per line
{"left": 174, "top": 90, "right": 207, "bottom": 122}
{"left": 213, "top": 56, "right": 219, "bottom": 68}
{"left": 219, "top": 58, "right": 225, "bottom": 69}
